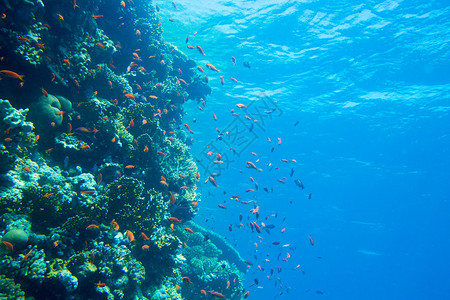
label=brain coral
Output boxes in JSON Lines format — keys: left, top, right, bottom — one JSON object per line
{"left": 27, "top": 94, "right": 71, "bottom": 132}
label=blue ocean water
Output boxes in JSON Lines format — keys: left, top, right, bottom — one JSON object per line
{"left": 158, "top": 0, "right": 450, "bottom": 299}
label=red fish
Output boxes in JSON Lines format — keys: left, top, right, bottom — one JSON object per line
{"left": 196, "top": 45, "right": 205, "bottom": 55}
{"left": 168, "top": 217, "right": 181, "bottom": 223}
{"left": 231, "top": 56, "right": 236, "bottom": 65}
{"left": 178, "top": 78, "right": 188, "bottom": 85}
{"left": 184, "top": 123, "right": 194, "bottom": 134}
{"left": 0, "top": 70, "right": 25, "bottom": 81}
{"left": 126, "top": 230, "right": 135, "bottom": 242}
{"left": 184, "top": 227, "right": 194, "bottom": 233}
{"left": 182, "top": 276, "right": 192, "bottom": 284}
{"left": 205, "top": 63, "right": 219, "bottom": 72}
{"left": 209, "top": 176, "right": 218, "bottom": 187}
{"left": 218, "top": 204, "right": 226, "bottom": 209}
{"left": 220, "top": 76, "right": 224, "bottom": 85}
{"left": 209, "top": 292, "right": 225, "bottom": 298}
{"left": 197, "top": 66, "right": 205, "bottom": 73}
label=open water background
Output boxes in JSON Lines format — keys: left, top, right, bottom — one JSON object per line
{"left": 158, "top": 0, "right": 450, "bottom": 299}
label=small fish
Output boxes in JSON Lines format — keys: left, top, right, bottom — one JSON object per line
{"left": 0, "top": 70, "right": 25, "bottom": 81}
{"left": 126, "top": 230, "right": 135, "bottom": 242}
{"left": 196, "top": 45, "right": 205, "bottom": 55}
{"left": 168, "top": 217, "right": 181, "bottom": 223}
{"left": 86, "top": 224, "right": 100, "bottom": 229}
{"left": 80, "top": 190, "right": 95, "bottom": 194}
{"left": 205, "top": 63, "right": 219, "bottom": 72}
{"left": 182, "top": 276, "right": 192, "bottom": 284}
{"left": 184, "top": 227, "right": 194, "bottom": 233}
{"left": 2, "top": 241, "right": 13, "bottom": 252}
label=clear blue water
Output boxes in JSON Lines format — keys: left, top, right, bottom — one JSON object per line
{"left": 159, "top": 0, "right": 450, "bottom": 299}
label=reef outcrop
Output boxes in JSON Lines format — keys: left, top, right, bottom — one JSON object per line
{"left": 0, "top": 0, "right": 243, "bottom": 299}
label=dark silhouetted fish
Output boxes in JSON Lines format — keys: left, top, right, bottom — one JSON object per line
{"left": 294, "top": 179, "right": 304, "bottom": 189}
{"left": 243, "top": 61, "right": 250, "bottom": 69}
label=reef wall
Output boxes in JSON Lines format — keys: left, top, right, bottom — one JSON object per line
{"left": 0, "top": 0, "right": 246, "bottom": 299}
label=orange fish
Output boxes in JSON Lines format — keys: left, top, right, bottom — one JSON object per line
{"left": 0, "top": 70, "right": 25, "bottom": 81}
{"left": 17, "top": 37, "right": 30, "bottom": 42}
{"left": 44, "top": 193, "right": 54, "bottom": 197}
{"left": 21, "top": 249, "right": 33, "bottom": 263}
{"left": 124, "top": 94, "right": 135, "bottom": 99}
{"left": 236, "top": 103, "right": 247, "bottom": 108}
{"left": 125, "top": 165, "right": 135, "bottom": 169}
{"left": 196, "top": 45, "right": 205, "bottom": 55}
{"left": 2, "top": 241, "right": 13, "bottom": 252}
{"left": 220, "top": 76, "right": 224, "bottom": 85}
{"left": 80, "top": 190, "right": 95, "bottom": 194}
{"left": 205, "top": 63, "right": 219, "bottom": 72}
{"left": 169, "top": 192, "right": 175, "bottom": 204}
{"left": 120, "top": 1, "right": 125, "bottom": 7}
{"left": 157, "top": 151, "right": 166, "bottom": 157}
{"left": 168, "top": 217, "right": 181, "bottom": 223}
{"left": 180, "top": 186, "right": 188, "bottom": 190}
{"left": 170, "top": 223, "right": 174, "bottom": 231}
{"left": 125, "top": 118, "right": 134, "bottom": 129}
{"left": 141, "top": 232, "right": 149, "bottom": 240}
{"left": 309, "top": 235, "right": 314, "bottom": 246}
{"left": 231, "top": 56, "right": 236, "bottom": 65}
{"left": 178, "top": 78, "right": 188, "bottom": 85}
{"left": 182, "top": 276, "right": 192, "bottom": 284}
{"left": 95, "top": 281, "right": 106, "bottom": 288}
{"left": 191, "top": 201, "right": 198, "bottom": 207}
{"left": 230, "top": 77, "right": 238, "bottom": 83}
{"left": 23, "top": 166, "right": 31, "bottom": 172}
{"left": 86, "top": 224, "right": 100, "bottom": 230}
{"left": 184, "top": 227, "right": 194, "bottom": 234}
{"left": 110, "top": 219, "right": 119, "bottom": 231}
{"left": 57, "top": 13, "right": 64, "bottom": 20}
{"left": 126, "top": 230, "right": 135, "bottom": 242}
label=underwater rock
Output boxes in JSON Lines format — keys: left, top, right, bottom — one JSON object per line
{"left": 0, "top": 99, "right": 34, "bottom": 132}
{"left": 1, "top": 229, "right": 28, "bottom": 250}
{"left": 0, "top": 274, "right": 25, "bottom": 299}
{"left": 27, "top": 94, "right": 70, "bottom": 132}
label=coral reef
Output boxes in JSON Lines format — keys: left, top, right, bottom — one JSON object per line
{"left": 0, "top": 0, "right": 245, "bottom": 299}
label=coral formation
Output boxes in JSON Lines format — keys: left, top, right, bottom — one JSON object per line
{"left": 0, "top": 0, "right": 246, "bottom": 298}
